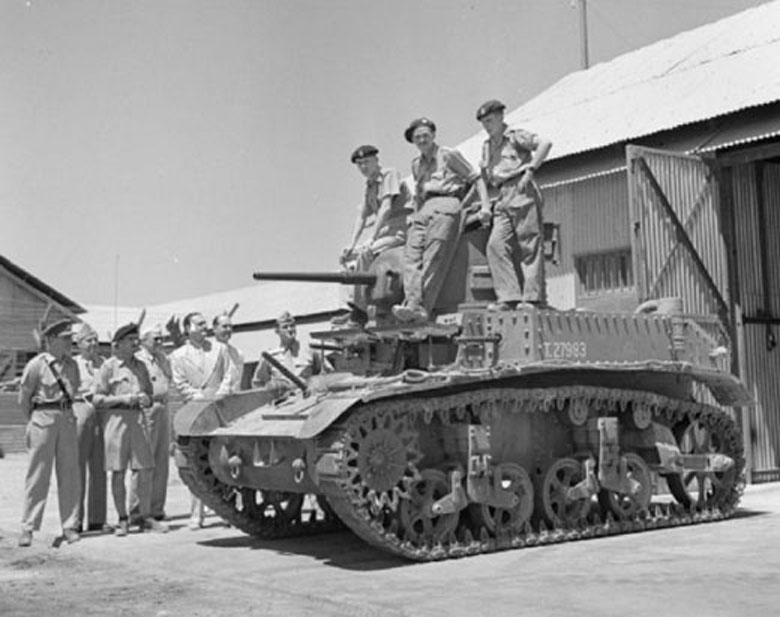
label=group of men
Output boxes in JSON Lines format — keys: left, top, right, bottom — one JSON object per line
{"left": 340, "top": 98, "right": 552, "bottom": 324}
{"left": 17, "top": 307, "right": 316, "bottom": 547}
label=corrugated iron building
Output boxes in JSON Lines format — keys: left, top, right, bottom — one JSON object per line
{"left": 456, "top": 1, "right": 780, "bottom": 482}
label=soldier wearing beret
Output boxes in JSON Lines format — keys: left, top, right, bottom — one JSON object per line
{"left": 129, "top": 324, "right": 172, "bottom": 524}
{"left": 170, "top": 311, "right": 234, "bottom": 529}
{"left": 18, "top": 318, "right": 82, "bottom": 547}
{"left": 93, "top": 323, "right": 167, "bottom": 536}
{"left": 252, "top": 311, "right": 326, "bottom": 392}
{"left": 392, "top": 117, "right": 492, "bottom": 322}
{"left": 72, "top": 321, "right": 109, "bottom": 533}
{"left": 337, "top": 145, "right": 411, "bottom": 326}
{"left": 476, "top": 99, "right": 552, "bottom": 309}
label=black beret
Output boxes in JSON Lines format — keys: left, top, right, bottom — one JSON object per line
{"left": 41, "top": 318, "right": 74, "bottom": 338}
{"left": 350, "top": 145, "right": 379, "bottom": 163}
{"left": 404, "top": 117, "right": 437, "bottom": 143}
{"left": 113, "top": 322, "right": 139, "bottom": 343}
{"left": 476, "top": 99, "right": 506, "bottom": 121}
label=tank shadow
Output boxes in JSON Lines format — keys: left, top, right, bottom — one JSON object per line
{"left": 731, "top": 507, "right": 768, "bottom": 519}
{"left": 197, "top": 530, "right": 410, "bottom": 570}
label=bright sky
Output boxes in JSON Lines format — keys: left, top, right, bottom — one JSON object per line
{"left": 0, "top": 0, "right": 769, "bottom": 307}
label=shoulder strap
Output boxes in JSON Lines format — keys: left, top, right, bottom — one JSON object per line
{"left": 45, "top": 357, "right": 73, "bottom": 405}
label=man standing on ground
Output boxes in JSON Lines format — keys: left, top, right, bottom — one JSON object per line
{"left": 251, "top": 311, "right": 326, "bottom": 394}
{"left": 392, "top": 117, "right": 491, "bottom": 323}
{"left": 92, "top": 323, "right": 168, "bottom": 536}
{"left": 72, "top": 321, "right": 108, "bottom": 533}
{"left": 129, "top": 324, "right": 171, "bottom": 524}
{"left": 18, "top": 318, "right": 82, "bottom": 547}
{"left": 212, "top": 312, "right": 244, "bottom": 392}
{"left": 170, "top": 311, "right": 233, "bottom": 529}
{"left": 476, "top": 99, "right": 552, "bottom": 309}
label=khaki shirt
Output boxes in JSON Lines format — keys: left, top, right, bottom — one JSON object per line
{"left": 136, "top": 347, "right": 171, "bottom": 401}
{"left": 74, "top": 354, "right": 104, "bottom": 397}
{"left": 412, "top": 145, "right": 479, "bottom": 207}
{"left": 251, "top": 341, "right": 321, "bottom": 389}
{"left": 363, "top": 167, "right": 411, "bottom": 218}
{"left": 481, "top": 127, "right": 541, "bottom": 205}
{"left": 92, "top": 356, "right": 153, "bottom": 407}
{"left": 18, "top": 352, "right": 80, "bottom": 417}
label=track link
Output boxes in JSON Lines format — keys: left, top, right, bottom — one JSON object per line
{"left": 318, "top": 385, "right": 745, "bottom": 561}
{"left": 177, "top": 437, "right": 343, "bottom": 539}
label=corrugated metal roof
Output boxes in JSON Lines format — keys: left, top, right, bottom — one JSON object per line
{"left": 459, "top": 1, "right": 780, "bottom": 163}
{"left": 81, "top": 280, "right": 345, "bottom": 346}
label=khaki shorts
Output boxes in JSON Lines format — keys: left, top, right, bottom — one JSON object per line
{"left": 103, "top": 408, "right": 154, "bottom": 471}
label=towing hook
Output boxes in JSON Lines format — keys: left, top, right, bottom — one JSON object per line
{"left": 292, "top": 458, "right": 306, "bottom": 484}
{"left": 228, "top": 454, "right": 243, "bottom": 480}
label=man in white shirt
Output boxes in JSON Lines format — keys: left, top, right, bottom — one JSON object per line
{"left": 169, "top": 311, "right": 232, "bottom": 529}
{"left": 212, "top": 313, "right": 244, "bottom": 392}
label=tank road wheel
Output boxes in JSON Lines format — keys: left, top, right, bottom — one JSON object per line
{"left": 399, "top": 469, "right": 459, "bottom": 545}
{"left": 540, "top": 458, "right": 591, "bottom": 527}
{"left": 666, "top": 419, "right": 738, "bottom": 511}
{"left": 598, "top": 453, "right": 652, "bottom": 520}
{"left": 470, "top": 463, "right": 534, "bottom": 534}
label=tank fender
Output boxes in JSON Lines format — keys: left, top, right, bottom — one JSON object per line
{"left": 299, "top": 394, "right": 364, "bottom": 439}
{"left": 173, "top": 389, "right": 278, "bottom": 437}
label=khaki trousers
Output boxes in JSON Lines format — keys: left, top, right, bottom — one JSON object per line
{"left": 73, "top": 400, "right": 107, "bottom": 528}
{"left": 21, "top": 408, "right": 81, "bottom": 532}
{"left": 486, "top": 182, "right": 545, "bottom": 304}
{"left": 402, "top": 196, "right": 462, "bottom": 311}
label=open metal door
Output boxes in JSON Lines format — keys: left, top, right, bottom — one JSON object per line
{"left": 627, "top": 145, "right": 730, "bottom": 327}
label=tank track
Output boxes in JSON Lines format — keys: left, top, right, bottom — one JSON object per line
{"left": 177, "top": 436, "right": 343, "bottom": 539}
{"left": 318, "top": 385, "right": 745, "bottom": 561}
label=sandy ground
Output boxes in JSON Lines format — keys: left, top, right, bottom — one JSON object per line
{"left": 2, "top": 451, "right": 780, "bottom": 617}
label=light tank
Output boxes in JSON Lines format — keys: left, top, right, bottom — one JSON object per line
{"left": 174, "top": 222, "right": 750, "bottom": 561}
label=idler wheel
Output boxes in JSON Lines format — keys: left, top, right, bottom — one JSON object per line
{"left": 540, "top": 458, "right": 591, "bottom": 527}
{"left": 666, "top": 419, "right": 737, "bottom": 510}
{"left": 399, "top": 469, "right": 459, "bottom": 545}
{"left": 598, "top": 452, "right": 652, "bottom": 519}
{"left": 470, "top": 462, "right": 534, "bottom": 534}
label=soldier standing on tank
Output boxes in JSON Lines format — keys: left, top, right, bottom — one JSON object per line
{"left": 252, "top": 311, "right": 326, "bottom": 393}
{"left": 128, "top": 324, "right": 172, "bottom": 525}
{"left": 336, "top": 145, "right": 411, "bottom": 327}
{"left": 170, "top": 311, "right": 233, "bottom": 530}
{"left": 392, "top": 117, "right": 492, "bottom": 323}
{"left": 475, "top": 99, "right": 552, "bottom": 309}
{"left": 93, "top": 322, "right": 168, "bottom": 536}
{"left": 72, "top": 321, "right": 109, "bottom": 533}
{"left": 18, "top": 318, "right": 82, "bottom": 547}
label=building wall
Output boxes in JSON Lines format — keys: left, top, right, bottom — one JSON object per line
{"left": 542, "top": 169, "right": 636, "bottom": 312}
{"left": 730, "top": 160, "right": 780, "bottom": 480}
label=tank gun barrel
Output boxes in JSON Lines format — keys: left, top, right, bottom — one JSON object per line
{"left": 253, "top": 271, "right": 377, "bottom": 286}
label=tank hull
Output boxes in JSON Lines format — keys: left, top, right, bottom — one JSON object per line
{"left": 174, "top": 305, "right": 749, "bottom": 560}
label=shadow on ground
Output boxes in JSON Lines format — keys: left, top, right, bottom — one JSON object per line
{"left": 197, "top": 529, "right": 410, "bottom": 571}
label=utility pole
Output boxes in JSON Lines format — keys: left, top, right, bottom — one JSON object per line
{"left": 577, "top": 0, "right": 590, "bottom": 69}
